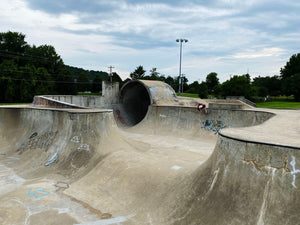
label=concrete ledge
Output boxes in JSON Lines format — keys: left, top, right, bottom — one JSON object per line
{"left": 208, "top": 102, "right": 243, "bottom": 110}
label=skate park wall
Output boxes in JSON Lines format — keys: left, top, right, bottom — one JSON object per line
{"left": 33, "top": 81, "right": 119, "bottom": 109}
{"left": 151, "top": 133, "right": 300, "bottom": 225}
{"left": 126, "top": 105, "right": 275, "bottom": 136}
{"left": 0, "top": 106, "right": 129, "bottom": 180}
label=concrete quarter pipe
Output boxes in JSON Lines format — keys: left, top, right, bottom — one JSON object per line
{"left": 0, "top": 80, "right": 299, "bottom": 225}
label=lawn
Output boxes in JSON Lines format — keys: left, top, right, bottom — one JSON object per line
{"left": 177, "top": 93, "right": 200, "bottom": 98}
{"left": 77, "top": 93, "right": 102, "bottom": 96}
{"left": 0, "top": 103, "right": 30, "bottom": 105}
{"left": 256, "top": 101, "right": 300, "bottom": 110}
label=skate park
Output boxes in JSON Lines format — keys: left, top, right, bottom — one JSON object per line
{"left": 0, "top": 80, "right": 299, "bottom": 225}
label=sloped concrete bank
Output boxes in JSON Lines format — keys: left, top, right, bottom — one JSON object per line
{"left": 0, "top": 106, "right": 127, "bottom": 180}
{"left": 157, "top": 134, "right": 300, "bottom": 225}
{"left": 129, "top": 105, "right": 274, "bottom": 136}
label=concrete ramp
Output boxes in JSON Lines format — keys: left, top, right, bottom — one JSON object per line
{"left": 0, "top": 107, "right": 130, "bottom": 180}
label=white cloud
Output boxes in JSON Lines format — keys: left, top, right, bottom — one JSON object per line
{"left": 1, "top": 0, "right": 299, "bottom": 83}
{"left": 230, "top": 48, "right": 286, "bottom": 59}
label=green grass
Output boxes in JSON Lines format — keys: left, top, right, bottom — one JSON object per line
{"left": 0, "top": 103, "right": 30, "bottom": 105}
{"left": 256, "top": 101, "right": 300, "bottom": 109}
{"left": 77, "top": 93, "right": 102, "bottom": 96}
{"left": 177, "top": 93, "right": 200, "bottom": 98}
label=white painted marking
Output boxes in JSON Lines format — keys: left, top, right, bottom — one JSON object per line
{"left": 75, "top": 216, "right": 127, "bottom": 225}
{"left": 159, "top": 114, "right": 167, "bottom": 118}
{"left": 208, "top": 168, "right": 219, "bottom": 192}
{"left": 57, "top": 208, "right": 70, "bottom": 214}
{"left": 171, "top": 165, "right": 182, "bottom": 170}
{"left": 257, "top": 180, "right": 270, "bottom": 225}
{"left": 290, "top": 156, "right": 300, "bottom": 188}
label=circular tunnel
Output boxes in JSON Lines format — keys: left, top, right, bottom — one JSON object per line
{"left": 117, "top": 80, "right": 178, "bottom": 127}
{"left": 118, "top": 80, "right": 151, "bottom": 126}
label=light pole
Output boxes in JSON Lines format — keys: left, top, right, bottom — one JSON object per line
{"left": 181, "top": 73, "right": 185, "bottom": 94}
{"left": 176, "top": 39, "right": 188, "bottom": 95}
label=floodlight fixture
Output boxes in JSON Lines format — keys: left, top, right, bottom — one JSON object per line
{"left": 176, "top": 38, "right": 188, "bottom": 95}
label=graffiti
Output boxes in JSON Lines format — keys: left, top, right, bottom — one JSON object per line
{"left": 149, "top": 86, "right": 173, "bottom": 100}
{"left": 116, "top": 109, "right": 125, "bottom": 124}
{"left": 290, "top": 156, "right": 300, "bottom": 188}
{"left": 34, "top": 97, "right": 62, "bottom": 108}
{"left": 27, "top": 188, "right": 50, "bottom": 199}
{"left": 0, "top": 154, "right": 20, "bottom": 166}
{"left": 45, "top": 152, "right": 59, "bottom": 166}
{"left": 203, "top": 119, "right": 228, "bottom": 133}
{"left": 17, "top": 131, "right": 58, "bottom": 154}
{"left": 77, "top": 144, "right": 90, "bottom": 151}
{"left": 71, "top": 136, "right": 80, "bottom": 143}
{"left": 5, "top": 156, "right": 20, "bottom": 160}
{"left": 29, "top": 132, "right": 38, "bottom": 139}
{"left": 6, "top": 156, "right": 20, "bottom": 165}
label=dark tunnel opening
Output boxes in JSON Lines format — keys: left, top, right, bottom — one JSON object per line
{"left": 119, "top": 81, "right": 151, "bottom": 126}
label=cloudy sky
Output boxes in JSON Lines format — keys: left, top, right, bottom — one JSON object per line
{"left": 1, "top": 0, "right": 300, "bottom": 82}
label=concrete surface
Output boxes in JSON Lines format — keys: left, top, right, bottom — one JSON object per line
{"left": 0, "top": 79, "right": 299, "bottom": 225}
{"left": 0, "top": 103, "right": 299, "bottom": 225}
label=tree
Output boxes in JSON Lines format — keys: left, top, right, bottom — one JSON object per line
{"left": 206, "top": 72, "right": 219, "bottom": 95}
{"left": 92, "top": 74, "right": 102, "bottom": 93}
{"left": 173, "top": 75, "right": 189, "bottom": 93}
{"left": 280, "top": 53, "right": 300, "bottom": 101}
{"left": 149, "top": 67, "right": 159, "bottom": 80}
{"left": 77, "top": 72, "right": 90, "bottom": 92}
{"left": 220, "top": 74, "right": 252, "bottom": 99}
{"left": 111, "top": 72, "right": 122, "bottom": 83}
{"left": 280, "top": 53, "right": 300, "bottom": 79}
{"left": 35, "top": 67, "right": 53, "bottom": 95}
{"left": 198, "top": 82, "right": 208, "bottom": 98}
{"left": 282, "top": 73, "right": 300, "bottom": 101}
{"left": 187, "top": 81, "right": 200, "bottom": 93}
{"left": 130, "top": 65, "right": 146, "bottom": 80}
{"left": 0, "top": 31, "right": 28, "bottom": 64}
{"left": 165, "top": 76, "right": 175, "bottom": 89}
{"left": 0, "top": 60, "right": 18, "bottom": 102}
{"left": 17, "top": 64, "right": 37, "bottom": 102}
{"left": 55, "top": 68, "right": 77, "bottom": 95}
{"left": 252, "top": 76, "right": 282, "bottom": 96}
{"left": 181, "top": 75, "right": 189, "bottom": 92}
{"left": 26, "top": 44, "right": 64, "bottom": 75}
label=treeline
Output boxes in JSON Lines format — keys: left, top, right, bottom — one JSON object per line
{"left": 1, "top": 31, "right": 299, "bottom": 103}
{"left": 129, "top": 53, "right": 300, "bottom": 102}
{"left": 0, "top": 31, "right": 113, "bottom": 102}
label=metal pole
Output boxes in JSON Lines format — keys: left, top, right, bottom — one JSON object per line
{"left": 181, "top": 74, "right": 184, "bottom": 94}
{"left": 178, "top": 41, "right": 182, "bottom": 95}
{"left": 176, "top": 39, "right": 188, "bottom": 96}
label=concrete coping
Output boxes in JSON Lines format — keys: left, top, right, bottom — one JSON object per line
{"left": 218, "top": 131, "right": 300, "bottom": 150}
{"left": 0, "top": 105, "right": 113, "bottom": 114}
{"left": 34, "top": 96, "right": 89, "bottom": 109}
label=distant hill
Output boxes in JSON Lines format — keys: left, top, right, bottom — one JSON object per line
{"left": 66, "top": 65, "right": 109, "bottom": 81}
